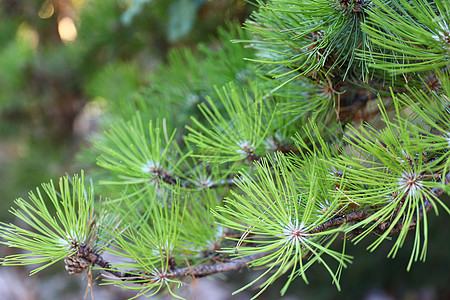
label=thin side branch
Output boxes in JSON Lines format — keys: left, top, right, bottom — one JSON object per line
{"left": 166, "top": 252, "right": 269, "bottom": 279}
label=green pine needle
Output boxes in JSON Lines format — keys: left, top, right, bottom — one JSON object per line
{"left": 97, "top": 113, "right": 190, "bottom": 188}
{"left": 187, "top": 82, "right": 275, "bottom": 163}
{"left": 215, "top": 153, "right": 352, "bottom": 298}
{"left": 362, "top": 0, "right": 450, "bottom": 73}
{"left": 0, "top": 172, "right": 99, "bottom": 275}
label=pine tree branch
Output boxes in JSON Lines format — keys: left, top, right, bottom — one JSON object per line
{"left": 65, "top": 174, "right": 448, "bottom": 284}
{"left": 67, "top": 245, "right": 269, "bottom": 281}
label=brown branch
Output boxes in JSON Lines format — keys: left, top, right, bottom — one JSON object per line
{"left": 308, "top": 210, "right": 373, "bottom": 234}
{"left": 93, "top": 251, "right": 139, "bottom": 280}
{"left": 166, "top": 252, "right": 268, "bottom": 279}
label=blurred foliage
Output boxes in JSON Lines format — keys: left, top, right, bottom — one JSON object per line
{"left": 168, "top": 0, "right": 207, "bottom": 42}
{"left": 0, "top": 0, "right": 253, "bottom": 220}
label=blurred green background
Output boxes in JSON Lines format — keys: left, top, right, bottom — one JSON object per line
{"left": 0, "top": 1, "right": 449, "bottom": 299}
{"left": 0, "top": 0, "right": 251, "bottom": 217}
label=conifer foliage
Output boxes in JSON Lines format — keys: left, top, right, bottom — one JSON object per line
{"left": 1, "top": 0, "right": 450, "bottom": 299}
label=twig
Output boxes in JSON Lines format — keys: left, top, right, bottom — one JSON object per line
{"left": 166, "top": 252, "right": 268, "bottom": 279}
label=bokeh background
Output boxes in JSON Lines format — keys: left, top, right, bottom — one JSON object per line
{"left": 0, "top": 1, "right": 449, "bottom": 299}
